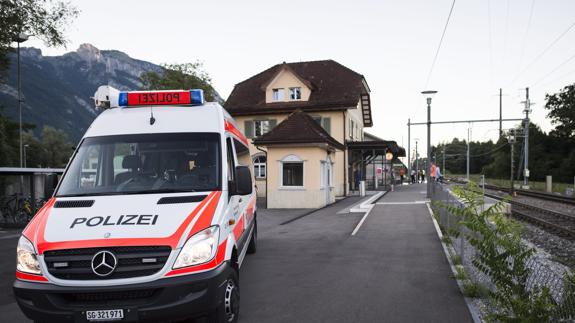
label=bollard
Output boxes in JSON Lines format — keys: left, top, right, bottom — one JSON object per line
{"left": 546, "top": 176, "right": 552, "bottom": 193}
{"left": 359, "top": 181, "right": 366, "bottom": 197}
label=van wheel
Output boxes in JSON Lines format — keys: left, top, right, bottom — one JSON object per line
{"left": 210, "top": 269, "right": 239, "bottom": 323}
{"left": 247, "top": 218, "right": 257, "bottom": 254}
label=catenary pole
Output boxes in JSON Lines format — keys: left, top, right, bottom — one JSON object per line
{"left": 467, "top": 127, "right": 470, "bottom": 180}
{"left": 499, "top": 88, "right": 503, "bottom": 137}
{"left": 524, "top": 87, "right": 530, "bottom": 188}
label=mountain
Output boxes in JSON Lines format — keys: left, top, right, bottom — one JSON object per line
{"left": 0, "top": 44, "right": 163, "bottom": 142}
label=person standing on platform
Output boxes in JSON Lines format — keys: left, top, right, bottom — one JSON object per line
{"left": 399, "top": 168, "right": 405, "bottom": 184}
{"left": 411, "top": 169, "right": 416, "bottom": 183}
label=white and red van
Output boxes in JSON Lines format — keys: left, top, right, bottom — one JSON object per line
{"left": 13, "top": 86, "right": 257, "bottom": 323}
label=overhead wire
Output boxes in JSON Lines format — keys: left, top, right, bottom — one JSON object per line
{"left": 508, "top": 19, "right": 575, "bottom": 86}
{"left": 424, "top": 0, "right": 457, "bottom": 89}
{"left": 516, "top": 0, "right": 536, "bottom": 76}
{"left": 532, "top": 51, "right": 575, "bottom": 86}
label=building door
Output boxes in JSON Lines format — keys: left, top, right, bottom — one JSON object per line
{"left": 322, "top": 158, "right": 332, "bottom": 205}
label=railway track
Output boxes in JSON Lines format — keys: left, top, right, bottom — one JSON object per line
{"left": 482, "top": 191, "right": 575, "bottom": 239}
{"left": 447, "top": 178, "right": 575, "bottom": 206}
{"left": 445, "top": 178, "right": 575, "bottom": 238}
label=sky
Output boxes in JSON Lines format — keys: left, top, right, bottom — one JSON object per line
{"left": 27, "top": 0, "right": 575, "bottom": 159}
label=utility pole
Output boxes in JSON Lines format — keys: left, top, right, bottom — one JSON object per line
{"left": 499, "top": 88, "right": 503, "bottom": 137}
{"left": 523, "top": 87, "right": 531, "bottom": 188}
{"left": 407, "top": 118, "right": 411, "bottom": 183}
{"left": 508, "top": 130, "right": 516, "bottom": 196}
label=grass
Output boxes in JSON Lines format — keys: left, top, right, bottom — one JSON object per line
{"left": 455, "top": 265, "right": 466, "bottom": 280}
{"left": 449, "top": 173, "right": 574, "bottom": 195}
{"left": 462, "top": 280, "right": 490, "bottom": 298}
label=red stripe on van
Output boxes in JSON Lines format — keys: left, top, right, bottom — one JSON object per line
{"left": 35, "top": 191, "right": 220, "bottom": 255}
{"left": 186, "top": 192, "right": 221, "bottom": 239}
{"left": 224, "top": 120, "right": 249, "bottom": 146}
{"left": 16, "top": 271, "right": 48, "bottom": 282}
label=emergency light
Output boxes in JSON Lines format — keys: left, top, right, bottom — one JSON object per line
{"left": 118, "top": 89, "right": 205, "bottom": 107}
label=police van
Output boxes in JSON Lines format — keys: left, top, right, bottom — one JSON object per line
{"left": 13, "top": 86, "right": 257, "bottom": 323}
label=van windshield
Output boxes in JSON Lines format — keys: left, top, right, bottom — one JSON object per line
{"left": 56, "top": 133, "right": 221, "bottom": 197}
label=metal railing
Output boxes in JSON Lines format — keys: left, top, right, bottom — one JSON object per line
{"left": 0, "top": 167, "right": 63, "bottom": 227}
{"left": 431, "top": 182, "right": 575, "bottom": 321}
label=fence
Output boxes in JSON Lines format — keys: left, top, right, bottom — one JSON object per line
{"left": 0, "top": 167, "right": 63, "bottom": 228}
{"left": 431, "top": 182, "right": 575, "bottom": 321}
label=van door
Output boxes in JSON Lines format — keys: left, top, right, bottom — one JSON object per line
{"left": 227, "top": 137, "right": 249, "bottom": 251}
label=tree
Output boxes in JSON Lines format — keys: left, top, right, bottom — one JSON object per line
{"left": 0, "top": 0, "right": 79, "bottom": 72}
{"left": 39, "top": 126, "right": 74, "bottom": 167}
{"left": 545, "top": 83, "right": 575, "bottom": 138}
{"left": 140, "top": 62, "right": 220, "bottom": 102}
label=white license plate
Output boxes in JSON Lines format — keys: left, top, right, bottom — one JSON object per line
{"left": 86, "top": 309, "right": 124, "bottom": 321}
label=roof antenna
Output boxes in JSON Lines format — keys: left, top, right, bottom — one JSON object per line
{"left": 149, "top": 106, "right": 156, "bottom": 125}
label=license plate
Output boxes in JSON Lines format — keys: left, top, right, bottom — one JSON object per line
{"left": 86, "top": 309, "right": 124, "bottom": 321}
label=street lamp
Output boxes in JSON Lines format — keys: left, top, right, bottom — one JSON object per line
{"left": 421, "top": 90, "right": 437, "bottom": 198}
{"left": 414, "top": 138, "right": 419, "bottom": 183}
{"left": 13, "top": 33, "right": 29, "bottom": 168}
{"left": 23, "top": 144, "right": 29, "bottom": 168}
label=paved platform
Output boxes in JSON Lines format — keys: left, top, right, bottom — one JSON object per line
{"left": 240, "top": 183, "right": 472, "bottom": 323}
{"left": 352, "top": 183, "right": 473, "bottom": 322}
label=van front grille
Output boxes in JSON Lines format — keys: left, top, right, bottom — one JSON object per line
{"left": 44, "top": 246, "right": 171, "bottom": 280}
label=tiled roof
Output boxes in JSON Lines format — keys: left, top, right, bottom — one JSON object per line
{"left": 253, "top": 110, "right": 345, "bottom": 150}
{"left": 224, "top": 60, "right": 367, "bottom": 116}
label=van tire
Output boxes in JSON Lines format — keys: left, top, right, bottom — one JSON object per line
{"left": 246, "top": 218, "right": 257, "bottom": 254}
{"left": 210, "top": 268, "right": 239, "bottom": 323}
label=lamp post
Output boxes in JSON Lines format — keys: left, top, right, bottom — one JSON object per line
{"left": 13, "top": 33, "right": 29, "bottom": 168}
{"left": 23, "top": 144, "right": 29, "bottom": 168}
{"left": 421, "top": 90, "right": 437, "bottom": 198}
{"left": 414, "top": 139, "right": 419, "bottom": 183}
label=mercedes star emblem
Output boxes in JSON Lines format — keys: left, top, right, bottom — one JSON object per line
{"left": 91, "top": 250, "right": 117, "bottom": 277}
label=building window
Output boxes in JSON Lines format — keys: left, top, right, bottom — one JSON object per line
{"left": 254, "top": 120, "right": 270, "bottom": 137}
{"left": 289, "top": 87, "right": 301, "bottom": 100}
{"left": 349, "top": 119, "right": 354, "bottom": 139}
{"left": 272, "top": 88, "right": 284, "bottom": 101}
{"left": 282, "top": 163, "right": 303, "bottom": 186}
{"left": 280, "top": 154, "right": 304, "bottom": 187}
{"left": 245, "top": 119, "right": 277, "bottom": 138}
{"left": 253, "top": 155, "right": 266, "bottom": 179}
{"left": 312, "top": 116, "right": 331, "bottom": 134}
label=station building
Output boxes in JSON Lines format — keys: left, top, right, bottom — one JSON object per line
{"left": 224, "top": 60, "right": 405, "bottom": 208}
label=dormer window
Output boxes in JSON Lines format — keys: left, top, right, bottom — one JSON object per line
{"left": 289, "top": 87, "right": 301, "bottom": 100}
{"left": 272, "top": 88, "right": 284, "bottom": 101}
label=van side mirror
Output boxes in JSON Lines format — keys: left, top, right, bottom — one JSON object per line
{"left": 233, "top": 165, "right": 253, "bottom": 196}
{"left": 44, "top": 174, "right": 59, "bottom": 197}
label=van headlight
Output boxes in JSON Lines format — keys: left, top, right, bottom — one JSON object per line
{"left": 17, "top": 236, "right": 41, "bottom": 275}
{"left": 173, "top": 226, "right": 219, "bottom": 269}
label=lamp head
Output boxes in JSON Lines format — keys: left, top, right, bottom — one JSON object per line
{"left": 421, "top": 90, "right": 438, "bottom": 104}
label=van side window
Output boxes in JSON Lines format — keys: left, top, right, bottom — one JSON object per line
{"left": 226, "top": 138, "right": 235, "bottom": 182}
{"left": 233, "top": 138, "right": 250, "bottom": 166}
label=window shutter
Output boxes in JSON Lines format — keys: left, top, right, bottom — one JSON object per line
{"left": 244, "top": 120, "right": 254, "bottom": 138}
{"left": 269, "top": 119, "right": 277, "bottom": 130}
{"left": 322, "top": 118, "right": 331, "bottom": 134}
